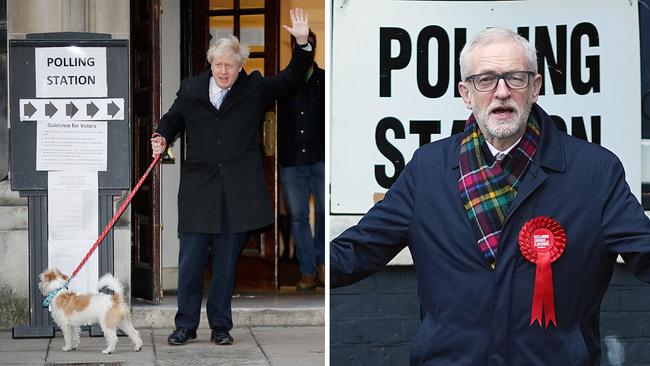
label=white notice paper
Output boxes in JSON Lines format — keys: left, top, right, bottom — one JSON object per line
{"left": 48, "top": 171, "right": 98, "bottom": 294}
{"left": 36, "top": 120, "right": 107, "bottom": 171}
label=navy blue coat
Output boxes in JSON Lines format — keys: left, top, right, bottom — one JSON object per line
{"left": 331, "top": 104, "right": 650, "bottom": 365}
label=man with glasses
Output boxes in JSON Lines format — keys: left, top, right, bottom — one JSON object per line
{"left": 331, "top": 27, "right": 650, "bottom": 365}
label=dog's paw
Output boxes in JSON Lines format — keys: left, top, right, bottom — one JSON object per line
{"left": 62, "top": 345, "right": 76, "bottom": 352}
{"left": 102, "top": 349, "right": 113, "bottom": 355}
{"left": 135, "top": 345, "right": 142, "bottom": 352}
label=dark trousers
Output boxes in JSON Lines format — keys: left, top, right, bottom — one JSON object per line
{"left": 175, "top": 231, "right": 248, "bottom": 331}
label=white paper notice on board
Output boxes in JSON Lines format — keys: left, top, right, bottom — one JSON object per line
{"left": 35, "top": 47, "right": 107, "bottom": 98}
{"left": 48, "top": 239, "right": 99, "bottom": 294}
{"left": 48, "top": 171, "right": 98, "bottom": 240}
{"left": 48, "top": 171, "right": 98, "bottom": 294}
{"left": 36, "top": 121, "right": 107, "bottom": 171}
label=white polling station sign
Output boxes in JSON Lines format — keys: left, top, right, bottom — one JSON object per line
{"left": 35, "top": 47, "right": 107, "bottom": 98}
{"left": 330, "top": 0, "right": 641, "bottom": 214}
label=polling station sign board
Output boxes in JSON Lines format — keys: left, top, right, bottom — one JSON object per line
{"left": 330, "top": 0, "right": 642, "bottom": 214}
{"left": 9, "top": 38, "right": 130, "bottom": 191}
{"left": 35, "top": 47, "right": 108, "bottom": 97}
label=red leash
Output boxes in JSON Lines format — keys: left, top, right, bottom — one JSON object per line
{"left": 68, "top": 154, "right": 161, "bottom": 280}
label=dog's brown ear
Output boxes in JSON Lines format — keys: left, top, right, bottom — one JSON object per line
{"left": 45, "top": 271, "right": 57, "bottom": 282}
{"left": 62, "top": 274, "right": 69, "bottom": 281}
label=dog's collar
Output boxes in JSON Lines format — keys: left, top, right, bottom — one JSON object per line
{"left": 42, "top": 283, "right": 68, "bottom": 308}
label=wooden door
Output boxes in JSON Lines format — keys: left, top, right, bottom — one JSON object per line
{"left": 182, "top": 0, "right": 280, "bottom": 291}
{"left": 130, "top": 0, "right": 162, "bottom": 302}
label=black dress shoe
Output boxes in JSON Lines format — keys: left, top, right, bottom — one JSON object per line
{"left": 167, "top": 327, "right": 197, "bottom": 345}
{"left": 211, "top": 328, "right": 234, "bottom": 345}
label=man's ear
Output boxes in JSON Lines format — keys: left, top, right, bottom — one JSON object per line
{"left": 458, "top": 82, "right": 473, "bottom": 110}
{"left": 531, "top": 74, "right": 542, "bottom": 103}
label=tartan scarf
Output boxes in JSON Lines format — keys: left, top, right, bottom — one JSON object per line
{"left": 458, "top": 113, "right": 540, "bottom": 268}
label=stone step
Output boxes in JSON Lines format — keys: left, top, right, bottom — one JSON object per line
{"left": 131, "top": 292, "right": 325, "bottom": 329}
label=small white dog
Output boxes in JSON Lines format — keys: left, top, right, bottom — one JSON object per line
{"left": 38, "top": 267, "right": 143, "bottom": 354}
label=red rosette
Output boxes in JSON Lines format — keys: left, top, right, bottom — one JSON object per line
{"left": 518, "top": 216, "right": 566, "bottom": 329}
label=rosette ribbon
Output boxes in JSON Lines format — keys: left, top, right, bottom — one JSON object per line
{"left": 518, "top": 216, "right": 566, "bottom": 328}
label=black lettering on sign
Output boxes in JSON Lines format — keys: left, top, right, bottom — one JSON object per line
{"left": 517, "top": 27, "right": 530, "bottom": 41}
{"left": 416, "top": 26, "right": 449, "bottom": 98}
{"left": 550, "top": 114, "right": 601, "bottom": 144}
{"left": 571, "top": 22, "right": 600, "bottom": 95}
{"left": 451, "top": 119, "right": 467, "bottom": 135}
{"left": 410, "top": 120, "right": 441, "bottom": 146}
{"left": 551, "top": 115, "right": 567, "bottom": 133}
{"left": 375, "top": 117, "right": 405, "bottom": 188}
{"left": 380, "top": 27, "right": 411, "bottom": 97}
{"left": 454, "top": 28, "right": 466, "bottom": 98}
{"left": 46, "top": 75, "right": 96, "bottom": 85}
{"left": 46, "top": 57, "right": 96, "bottom": 67}
{"left": 536, "top": 25, "right": 567, "bottom": 95}
{"left": 572, "top": 115, "right": 601, "bottom": 144}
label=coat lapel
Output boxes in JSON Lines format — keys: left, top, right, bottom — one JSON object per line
{"left": 504, "top": 161, "right": 547, "bottom": 224}
{"left": 504, "top": 104, "right": 566, "bottom": 223}
{"left": 192, "top": 67, "right": 249, "bottom": 116}
{"left": 192, "top": 67, "right": 217, "bottom": 113}
{"left": 216, "top": 70, "right": 248, "bottom": 114}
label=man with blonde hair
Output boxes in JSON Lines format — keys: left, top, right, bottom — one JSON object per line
{"left": 331, "top": 27, "right": 650, "bottom": 365}
{"left": 152, "top": 8, "right": 312, "bottom": 346}
{"left": 207, "top": 35, "right": 249, "bottom": 67}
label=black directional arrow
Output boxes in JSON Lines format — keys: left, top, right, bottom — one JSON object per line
{"left": 45, "top": 102, "right": 58, "bottom": 118}
{"left": 66, "top": 102, "right": 79, "bottom": 118}
{"left": 23, "top": 102, "right": 37, "bottom": 119}
{"left": 107, "top": 101, "right": 120, "bottom": 118}
{"left": 86, "top": 101, "right": 99, "bottom": 118}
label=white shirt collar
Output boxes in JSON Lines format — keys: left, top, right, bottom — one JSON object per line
{"left": 209, "top": 77, "right": 228, "bottom": 104}
{"left": 485, "top": 136, "right": 523, "bottom": 158}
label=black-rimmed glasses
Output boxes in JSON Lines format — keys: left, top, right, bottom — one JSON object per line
{"left": 465, "top": 71, "right": 535, "bottom": 92}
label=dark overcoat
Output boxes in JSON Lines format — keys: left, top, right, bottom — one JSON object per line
{"left": 277, "top": 63, "right": 325, "bottom": 167}
{"left": 331, "top": 104, "right": 650, "bottom": 365}
{"left": 157, "top": 45, "right": 311, "bottom": 233}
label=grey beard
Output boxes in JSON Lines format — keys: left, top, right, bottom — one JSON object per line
{"left": 477, "top": 102, "right": 532, "bottom": 141}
